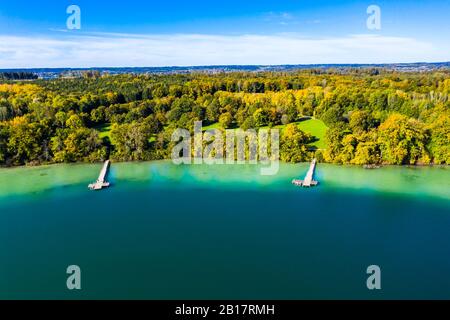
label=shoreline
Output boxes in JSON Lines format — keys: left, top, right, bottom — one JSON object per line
{"left": 0, "top": 161, "right": 448, "bottom": 202}
{"left": 1, "top": 159, "right": 449, "bottom": 171}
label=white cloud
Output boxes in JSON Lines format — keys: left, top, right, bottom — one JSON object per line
{"left": 0, "top": 32, "right": 448, "bottom": 68}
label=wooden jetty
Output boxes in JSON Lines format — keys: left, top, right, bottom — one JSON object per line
{"left": 292, "top": 159, "right": 319, "bottom": 188}
{"left": 88, "top": 160, "right": 111, "bottom": 191}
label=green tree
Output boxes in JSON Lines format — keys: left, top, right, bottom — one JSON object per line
{"left": 51, "top": 128, "right": 105, "bottom": 163}
{"left": 253, "top": 108, "right": 270, "bottom": 127}
{"left": 218, "top": 112, "right": 233, "bottom": 129}
{"left": 378, "top": 114, "right": 430, "bottom": 165}
{"left": 323, "top": 124, "right": 350, "bottom": 163}
{"left": 110, "top": 122, "right": 151, "bottom": 161}
{"left": 349, "top": 110, "right": 377, "bottom": 133}
{"left": 7, "top": 121, "right": 48, "bottom": 165}
{"left": 280, "top": 124, "right": 311, "bottom": 162}
{"left": 0, "top": 123, "right": 9, "bottom": 163}
{"left": 66, "top": 114, "right": 84, "bottom": 129}
{"left": 206, "top": 100, "right": 220, "bottom": 122}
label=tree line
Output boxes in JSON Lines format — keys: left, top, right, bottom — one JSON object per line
{"left": 0, "top": 72, "right": 38, "bottom": 81}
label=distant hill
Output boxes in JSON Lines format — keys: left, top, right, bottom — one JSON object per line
{"left": 0, "top": 71, "right": 38, "bottom": 80}
{"left": 1, "top": 62, "right": 449, "bottom": 79}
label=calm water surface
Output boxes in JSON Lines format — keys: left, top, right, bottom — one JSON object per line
{"left": 0, "top": 161, "right": 449, "bottom": 299}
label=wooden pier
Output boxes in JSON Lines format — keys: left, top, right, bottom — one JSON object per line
{"left": 88, "top": 160, "right": 111, "bottom": 191}
{"left": 292, "top": 159, "right": 319, "bottom": 188}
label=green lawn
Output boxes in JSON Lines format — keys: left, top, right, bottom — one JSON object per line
{"left": 297, "top": 118, "right": 328, "bottom": 149}
{"left": 202, "top": 122, "right": 221, "bottom": 131}
{"left": 261, "top": 118, "right": 329, "bottom": 149}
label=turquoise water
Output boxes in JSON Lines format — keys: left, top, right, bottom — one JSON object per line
{"left": 0, "top": 161, "right": 449, "bottom": 299}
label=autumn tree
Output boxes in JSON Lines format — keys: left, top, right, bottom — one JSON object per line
{"left": 280, "top": 124, "right": 312, "bottom": 163}
{"left": 378, "top": 114, "right": 430, "bottom": 165}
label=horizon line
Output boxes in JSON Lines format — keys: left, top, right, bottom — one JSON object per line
{"left": 1, "top": 61, "right": 450, "bottom": 72}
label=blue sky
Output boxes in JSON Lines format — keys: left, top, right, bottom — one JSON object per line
{"left": 0, "top": 0, "right": 449, "bottom": 68}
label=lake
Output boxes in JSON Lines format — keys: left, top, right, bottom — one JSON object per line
{"left": 0, "top": 161, "right": 449, "bottom": 299}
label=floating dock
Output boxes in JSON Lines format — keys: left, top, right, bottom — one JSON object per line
{"left": 292, "top": 159, "right": 319, "bottom": 187}
{"left": 88, "top": 160, "right": 111, "bottom": 191}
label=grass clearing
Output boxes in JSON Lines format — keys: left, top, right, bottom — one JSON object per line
{"left": 200, "top": 118, "right": 329, "bottom": 149}
{"left": 297, "top": 118, "right": 328, "bottom": 149}
{"left": 261, "top": 118, "right": 329, "bottom": 149}
{"left": 202, "top": 122, "right": 222, "bottom": 131}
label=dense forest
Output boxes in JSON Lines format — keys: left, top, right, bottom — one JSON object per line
{"left": 0, "top": 69, "right": 449, "bottom": 167}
